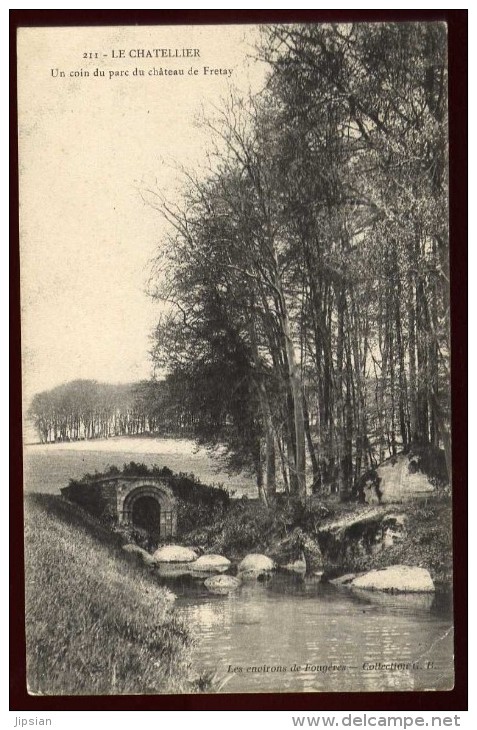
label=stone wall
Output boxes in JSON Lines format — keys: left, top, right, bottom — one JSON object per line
{"left": 61, "top": 476, "right": 178, "bottom": 536}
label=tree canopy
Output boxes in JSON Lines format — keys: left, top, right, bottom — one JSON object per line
{"left": 146, "top": 22, "right": 449, "bottom": 504}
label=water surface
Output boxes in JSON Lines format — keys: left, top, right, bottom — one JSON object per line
{"left": 161, "top": 571, "right": 453, "bottom": 693}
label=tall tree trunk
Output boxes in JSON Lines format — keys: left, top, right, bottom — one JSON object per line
{"left": 282, "top": 306, "right": 307, "bottom": 502}
{"left": 303, "top": 390, "right": 321, "bottom": 492}
{"left": 259, "top": 381, "right": 276, "bottom": 500}
{"left": 277, "top": 434, "right": 290, "bottom": 493}
{"left": 335, "top": 286, "right": 349, "bottom": 499}
{"left": 416, "top": 273, "right": 429, "bottom": 444}
{"left": 249, "top": 315, "right": 276, "bottom": 502}
{"left": 395, "top": 276, "right": 408, "bottom": 451}
{"left": 254, "top": 440, "right": 268, "bottom": 507}
{"left": 408, "top": 237, "right": 418, "bottom": 443}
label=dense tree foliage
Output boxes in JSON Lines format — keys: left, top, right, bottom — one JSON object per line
{"left": 32, "top": 23, "right": 449, "bottom": 506}
{"left": 147, "top": 22, "right": 449, "bottom": 504}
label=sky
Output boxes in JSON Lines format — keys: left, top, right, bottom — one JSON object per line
{"left": 18, "top": 24, "right": 268, "bottom": 409}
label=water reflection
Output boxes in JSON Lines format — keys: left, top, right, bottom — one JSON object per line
{"left": 346, "top": 587, "right": 435, "bottom": 613}
{"left": 156, "top": 570, "right": 453, "bottom": 693}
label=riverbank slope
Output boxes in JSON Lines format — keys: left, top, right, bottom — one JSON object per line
{"left": 24, "top": 493, "right": 197, "bottom": 695}
{"left": 181, "top": 495, "right": 453, "bottom": 592}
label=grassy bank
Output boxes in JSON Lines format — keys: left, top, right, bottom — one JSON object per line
{"left": 24, "top": 494, "right": 196, "bottom": 695}
{"left": 180, "top": 494, "right": 453, "bottom": 589}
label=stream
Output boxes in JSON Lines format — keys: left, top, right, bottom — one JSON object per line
{"left": 157, "top": 569, "right": 453, "bottom": 694}
{"left": 23, "top": 439, "right": 454, "bottom": 694}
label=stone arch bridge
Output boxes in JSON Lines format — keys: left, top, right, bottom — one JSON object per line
{"left": 61, "top": 476, "right": 177, "bottom": 538}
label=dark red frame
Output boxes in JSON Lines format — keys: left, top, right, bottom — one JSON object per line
{"left": 10, "top": 8, "right": 468, "bottom": 712}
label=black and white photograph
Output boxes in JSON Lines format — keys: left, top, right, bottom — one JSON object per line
{"left": 17, "top": 18, "right": 455, "bottom": 697}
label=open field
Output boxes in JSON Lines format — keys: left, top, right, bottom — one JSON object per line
{"left": 24, "top": 493, "right": 197, "bottom": 695}
{"left": 23, "top": 436, "right": 257, "bottom": 498}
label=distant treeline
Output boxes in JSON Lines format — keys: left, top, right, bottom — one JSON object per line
{"left": 27, "top": 378, "right": 197, "bottom": 443}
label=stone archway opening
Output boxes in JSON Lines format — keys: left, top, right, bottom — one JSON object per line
{"left": 131, "top": 495, "right": 161, "bottom": 538}
{"left": 121, "top": 482, "right": 177, "bottom": 540}
{"left": 62, "top": 476, "right": 178, "bottom": 542}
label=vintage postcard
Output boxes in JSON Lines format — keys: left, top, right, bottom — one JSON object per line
{"left": 18, "top": 21, "right": 454, "bottom": 696}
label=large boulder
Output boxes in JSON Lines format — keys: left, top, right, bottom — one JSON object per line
{"left": 153, "top": 545, "right": 198, "bottom": 563}
{"left": 365, "top": 454, "right": 435, "bottom": 504}
{"left": 238, "top": 553, "right": 275, "bottom": 580}
{"left": 204, "top": 575, "right": 241, "bottom": 594}
{"left": 351, "top": 565, "right": 435, "bottom": 593}
{"left": 238, "top": 553, "right": 275, "bottom": 574}
{"left": 191, "top": 554, "right": 231, "bottom": 572}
